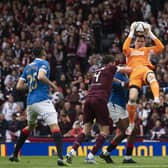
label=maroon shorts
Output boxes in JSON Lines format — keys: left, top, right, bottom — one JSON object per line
{"left": 83, "top": 97, "right": 109, "bottom": 126}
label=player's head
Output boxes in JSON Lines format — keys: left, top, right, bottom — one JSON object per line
{"left": 102, "top": 55, "right": 115, "bottom": 65}
{"left": 134, "top": 34, "right": 146, "bottom": 48}
{"left": 33, "top": 47, "right": 46, "bottom": 59}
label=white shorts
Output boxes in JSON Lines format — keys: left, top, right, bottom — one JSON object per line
{"left": 27, "top": 99, "right": 58, "bottom": 126}
{"left": 107, "top": 102, "right": 128, "bottom": 123}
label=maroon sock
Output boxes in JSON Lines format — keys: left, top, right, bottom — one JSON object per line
{"left": 126, "top": 143, "right": 134, "bottom": 156}
{"left": 52, "top": 128, "right": 63, "bottom": 160}
{"left": 73, "top": 133, "right": 85, "bottom": 151}
{"left": 107, "top": 139, "right": 117, "bottom": 152}
{"left": 91, "top": 134, "right": 106, "bottom": 155}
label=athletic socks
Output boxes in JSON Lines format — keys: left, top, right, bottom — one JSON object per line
{"left": 91, "top": 134, "right": 106, "bottom": 155}
{"left": 73, "top": 133, "right": 85, "bottom": 151}
{"left": 13, "top": 128, "right": 30, "bottom": 157}
{"left": 126, "top": 104, "right": 137, "bottom": 125}
{"left": 107, "top": 139, "right": 117, "bottom": 152}
{"left": 52, "top": 130, "right": 63, "bottom": 160}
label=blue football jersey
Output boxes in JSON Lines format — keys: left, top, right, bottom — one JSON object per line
{"left": 20, "top": 58, "right": 50, "bottom": 105}
{"left": 108, "top": 72, "right": 129, "bottom": 109}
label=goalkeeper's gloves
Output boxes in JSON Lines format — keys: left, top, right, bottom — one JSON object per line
{"left": 142, "top": 22, "right": 157, "bottom": 40}
{"left": 129, "top": 21, "right": 137, "bottom": 38}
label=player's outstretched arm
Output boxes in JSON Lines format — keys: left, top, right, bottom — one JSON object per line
{"left": 143, "top": 22, "right": 164, "bottom": 52}
{"left": 117, "top": 66, "right": 132, "bottom": 74}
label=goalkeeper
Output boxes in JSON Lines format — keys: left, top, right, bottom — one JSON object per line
{"left": 123, "top": 21, "right": 164, "bottom": 135}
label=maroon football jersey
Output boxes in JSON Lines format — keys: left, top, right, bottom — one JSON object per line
{"left": 87, "top": 64, "right": 117, "bottom": 101}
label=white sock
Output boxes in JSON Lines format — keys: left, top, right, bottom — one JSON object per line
{"left": 124, "top": 155, "right": 131, "bottom": 160}
{"left": 103, "top": 151, "right": 110, "bottom": 156}
{"left": 88, "top": 152, "right": 94, "bottom": 159}
{"left": 70, "top": 148, "right": 75, "bottom": 155}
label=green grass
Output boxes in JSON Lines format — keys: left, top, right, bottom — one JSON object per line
{"left": 1, "top": 156, "right": 168, "bottom": 168}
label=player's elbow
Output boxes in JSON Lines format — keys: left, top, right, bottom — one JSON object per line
{"left": 38, "top": 70, "right": 46, "bottom": 81}
{"left": 37, "top": 73, "right": 45, "bottom": 81}
{"left": 158, "top": 42, "right": 165, "bottom": 53}
{"left": 122, "top": 47, "right": 128, "bottom": 56}
{"left": 161, "top": 44, "right": 165, "bottom": 51}
{"left": 37, "top": 74, "right": 44, "bottom": 81}
{"left": 16, "top": 83, "right": 23, "bottom": 90}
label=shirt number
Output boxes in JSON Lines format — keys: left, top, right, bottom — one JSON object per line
{"left": 27, "top": 73, "right": 37, "bottom": 92}
{"left": 94, "top": 71, "right": 101, "bottom": 82}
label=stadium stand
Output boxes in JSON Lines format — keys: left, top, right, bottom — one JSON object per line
{"left": 0, "top": 0, "right": 168, "bottom": 142}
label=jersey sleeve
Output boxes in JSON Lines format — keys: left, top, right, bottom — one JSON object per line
{"left": 110, "top": 65, "right": 117, "bottom": 75}
{"left": 39, "top": 61, "right": 49, "bottom": 74}
{"left": 147, "top": 38, "right": 164, "bottom": 54}
{"left": 122, "top": 37, "right": 132, "bottom": 57}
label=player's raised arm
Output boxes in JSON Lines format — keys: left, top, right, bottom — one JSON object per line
{"left": 122, "top": 22, "right": 137, "bottom": 56}
{"left": 143, "top": 22, "right": 164, "bottom": 53}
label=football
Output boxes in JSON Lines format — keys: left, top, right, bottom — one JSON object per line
{"left": 135, "top": 22, "right": 145, "bottom": 32}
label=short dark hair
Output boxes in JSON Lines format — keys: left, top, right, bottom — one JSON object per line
{"left": 102, "top": 55, "right": 115, "bottom": 64}
{"left": 32, "top": 47, "right": 45, "bottom": 58}
{"left": 135, "top": 31, "right": 146, "bottom": 38}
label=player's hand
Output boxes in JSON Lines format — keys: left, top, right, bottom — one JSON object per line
{"left": 51, "top": 82, "right": 58, "bottom": 92}
{"left": 130, "top": 22, "right": 137, "bottom": 32}
{"left": 143, "top": 22, "right": 151, "bottom": 34}
{"left": 129, "top": 22, "right": 137, "bottom": 38}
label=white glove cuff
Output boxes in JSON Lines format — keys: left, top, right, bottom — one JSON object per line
{"left": 128, "top": 31, "right": 134, "bottom": 38}
{"left": 148, "top": 31, "right": 156, "bottom": 40}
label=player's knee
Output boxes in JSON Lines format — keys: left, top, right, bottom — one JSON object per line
{"left": 147, "top": 73, "right": 156, "bottom": 83}
{"left": 129, "top": 87, "right": 139, "bottom": 101}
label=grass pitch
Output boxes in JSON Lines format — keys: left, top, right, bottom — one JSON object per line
{"left": 1, "top": 156, "right": 168, "bottom": 168}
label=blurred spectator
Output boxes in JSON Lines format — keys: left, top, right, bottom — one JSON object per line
{"left": 137, "top": 103, "right": 151, "bottom": 136}
{"left": 64, "top": 120, "right": 83, "bottom": 138}
{"left": 5, "top": 113, "right": 21, "bottom": 142}
{"left": 63, "top": 101, "right": 76, "bottom": 124}
{"left": 58, "top": 109, "right": 72, "bottom": 136}
{"left": 2, "top": 94, "right": 21, "bottom": 122}
{"left": 0, "top": 0, "right": 167, "bottom": 141}
{"left": 150, "top": 119, "right": 166, "bottom": 140}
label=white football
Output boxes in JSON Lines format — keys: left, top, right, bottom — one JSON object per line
{"left": 135, "top": 22, "right": 145, "bottom": 32}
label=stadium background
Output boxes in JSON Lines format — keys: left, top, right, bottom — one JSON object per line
{"left": 0, "top": 0, "right": 168, "bottom": 156}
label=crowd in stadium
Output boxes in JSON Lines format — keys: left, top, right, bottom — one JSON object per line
{"left": 0, "top": 0, "right": 168, "bottom": 142}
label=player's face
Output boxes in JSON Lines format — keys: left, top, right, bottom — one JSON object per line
{"left": 42, "top": 50, "right": 47, "bottom": 59}
{"left": 135, "top": 37, "right": 145, "bottom": 48}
